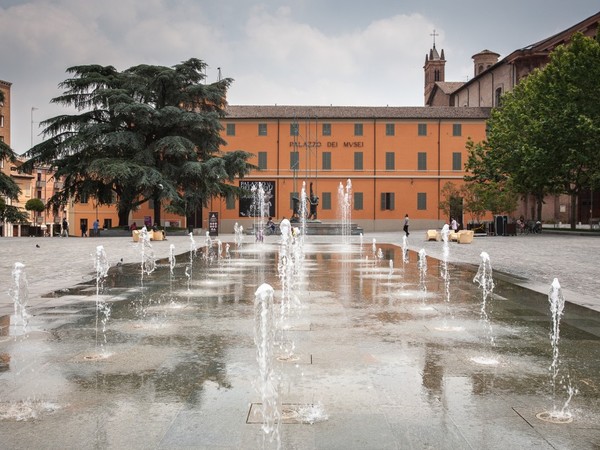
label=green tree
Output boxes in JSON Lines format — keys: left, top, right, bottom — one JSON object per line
{"left": 464, "top": 139, "right": 520, "bottom": 218}
{"left": 24, "top": 59, "right": 255, "bottom": 226}
{"left": 483, "top": 32, "right": 600, "bottom": 228}
{"left": 0, "top": 197, "right": 28, "bottom": 223}
{"left": 438, "top": 182, "right": 463, "bottom": 221}
{"left": 25, "top": 198, "right": 45, "bottom": 213}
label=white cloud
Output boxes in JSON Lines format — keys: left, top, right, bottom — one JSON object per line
{"left": 227, "top": 8, "right": 434, "bottom": 106}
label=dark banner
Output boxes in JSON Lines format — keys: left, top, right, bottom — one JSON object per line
{"left": 239, "top": 181, "right": 276, "bottom": 218}
{"left": 208, "top": 211, "right": 219, "bottom": 236}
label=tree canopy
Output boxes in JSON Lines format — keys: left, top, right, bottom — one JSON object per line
{"left": 24, "top": 58, "right": 255, "bottom": 226}
{"left": 464, "top": 32, "right": 600, "bottom": 227}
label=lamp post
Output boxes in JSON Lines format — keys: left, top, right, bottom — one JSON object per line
{"left": 30, "top": 107, "right": 38, "bottom": 149}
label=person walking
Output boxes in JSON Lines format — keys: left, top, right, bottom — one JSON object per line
{"left": 451, "top": 217, "right": 458, "bottom": 233}
{"left": 403, "top": 214, "right": 410, "bottom": 237}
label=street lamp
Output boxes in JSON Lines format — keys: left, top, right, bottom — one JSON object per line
{"left": 30, "top": 107, "right": 38, "bottom": 148}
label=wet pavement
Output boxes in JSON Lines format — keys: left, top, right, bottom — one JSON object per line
{"left": 0, "top": 231, "right": 599, "bottom": 449}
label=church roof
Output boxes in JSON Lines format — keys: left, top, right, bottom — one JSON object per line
{"left": 434, "top": 82, "right": 465, "bottom": 95}
{"left": 506, "top": 10, "right": 600, "bottom": 61}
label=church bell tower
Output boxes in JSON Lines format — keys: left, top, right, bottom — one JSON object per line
{"left": 423, "top": 30, "right": 445, "bottom": 105}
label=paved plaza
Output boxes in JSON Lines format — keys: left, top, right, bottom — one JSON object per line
{"left": 1, "top": 230, "right": 599, "bottom": 316}
{"left": 0, "top": 229, "right": 599, "bottom": 449}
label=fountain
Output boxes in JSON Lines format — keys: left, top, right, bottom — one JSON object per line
{"left": 253, "top": 283, "right": 281, "bottom": 445}
{"left": 417, "top": 249, "right": 427, "bottom": 292}
{"left": 471, "top": 251, "right": 498, "bottom": 364}
{"left": 440, "top": 224, "right": 450, "bottom": 302}
{"left": 401, "top": 235, "right": 409, "bottom": 264}
{"left": 94, "top": 246, "right": 111, "bottom": 352}
{"left": 536, "top": 279, "right": 577, "bottom": 423}
{"left": 1, "top": 233, "right": 599, "bottom": 447}
{"left": 337, "top": 179, "right": 352, "bottom": 242}
{"left": 9, "top": 263, "right": 29, "bottom": 332}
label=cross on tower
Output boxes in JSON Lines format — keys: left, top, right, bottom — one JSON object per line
{"left": 430, "top": 29, "right": 439, "bottom": 48}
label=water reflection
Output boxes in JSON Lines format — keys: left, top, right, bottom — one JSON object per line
{"left": 1, "top": 242, "right": 599, "bottom": 448}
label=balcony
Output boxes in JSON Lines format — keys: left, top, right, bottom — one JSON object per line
{"left": 36, "top": 180, "right": 46, "bottom": 188}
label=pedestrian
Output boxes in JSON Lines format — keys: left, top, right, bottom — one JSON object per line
{"left": 62, "top": 218, "right": 69, "bottom": 237}
{"left": 451, "top": 217, "right": 458, "bottom": 233}
{"left": 80, "top": 222, "right": 88, "bottom": 237}
{"left": 93, "top": 219, "right": 99, "bottom": 237}
{"left": 403, "top": 214, "right": 410, "bottom": 237}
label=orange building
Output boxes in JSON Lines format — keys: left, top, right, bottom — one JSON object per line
{"left": 203, "top": 105, "right": 490, "bottom": 233}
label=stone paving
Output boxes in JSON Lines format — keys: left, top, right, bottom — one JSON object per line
{"left": 1, "top": 229, "right": 599, "bottom": 315}
{"left": 1, "top": 229, "right": 599, "bottom": 449}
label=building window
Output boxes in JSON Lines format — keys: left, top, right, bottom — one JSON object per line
{"left": 258, "top": 151, "right": 267, "bottom": 170}
{"left": 322, "top": 151, "right": 331, "bottom": 170}
{"left": 453, "top": 124, "right": 462, "bottom": 136}
{"left": 226, "top": 194, "right": 235, "bottom": 210}
{"left": 381, "top": 192, "right": 395, "bottom": 210}
{"left": 226, "top": 123, "right": 235, "bottom": 136}
{"left": 103, "top": 219, "right": 112, "bottom": 229}
{"left": 148, "top": 198, "right": 154, "bottom": 209}
{"left": 417, "top": 152, "right": 427, "bottom": 171}
{"left": 354, "top": 152, "right": 363, "bottom": 171}
{"left": 495, "top": 87, "right": 503, "bottom": 107}
{"left": 354, "top": 192, "right": 363, "bottom": 210}
{"left": 417, "top": 192, "right": 427, "bottom": 210}
{"left": 385, "top": 123, "right": 395, "bottom": 136}
{"left": 258, "top": 123, "right": 267, "bottom": 136}
{"left": 385, "top": 152, "right": 395, "bottom": 170}
{"left": 354, "top": 123, "right": 363, "bottom": 136}
{"left": 434, "top": 69, "right": 440, "bottom": 81}
{"left": 322, "top": 192, "right": 331, "bottom": 210}
{"left": 418, "top": 123, "right": 427, "bottom": 136}
{"left": 0, "top": 115, "right": 4, "bottom": 127}
{"left": 290, "top": 192, "right": 299, "bottom": 210}
{"left": 290, "top": 151, "right": 299, "bottom": 170}
{"left": 81, "top": 193, "right": 89, "bottom": 204}
{"left": 452, "top": 152, "right": 462, "bottom": 171}
{"left": 322, "top": 123, "right": 331, "bottom": 136}
{"left": 290, "top": 123, "right": 299, "bottom": 136}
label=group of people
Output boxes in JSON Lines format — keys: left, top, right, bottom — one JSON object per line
{"left": 79, "top": 219, "right": 100, "bottom": 237}
{"left": 401, "top": 214, "right": 460, "bottom": 238}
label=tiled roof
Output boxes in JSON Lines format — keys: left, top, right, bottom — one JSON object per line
{"left": 434, "top": 82, "right": 465, "bottom": 95}
{"left": 224, "top": 105, "right": 491, "bottom": 120}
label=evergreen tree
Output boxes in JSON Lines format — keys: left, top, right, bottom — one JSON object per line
{"left": 24, "top": 59, "right": 254, "bottom": 226}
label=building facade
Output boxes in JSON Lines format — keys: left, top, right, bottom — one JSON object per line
{"left": 203, "top": 105, "right": 490, "bottom": 233}
{"left": 425, "top": 11, "right": 600, "bottom": 225}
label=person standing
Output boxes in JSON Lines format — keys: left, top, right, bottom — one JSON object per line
{"left": 403, "top": 214, "right": 410, "bottom": 237}
{"left": 62, "top": 218, "right": 69, "bottom": 237}
{"left": 451, "top": 217, "right": 458, "bottom": 233}
{"left": 93, "top": 219, "right": 99, "bottom": 237}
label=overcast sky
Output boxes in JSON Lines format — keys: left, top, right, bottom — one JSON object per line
{"left": 1, "top": 0, "right": 598, "bottom": 153}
